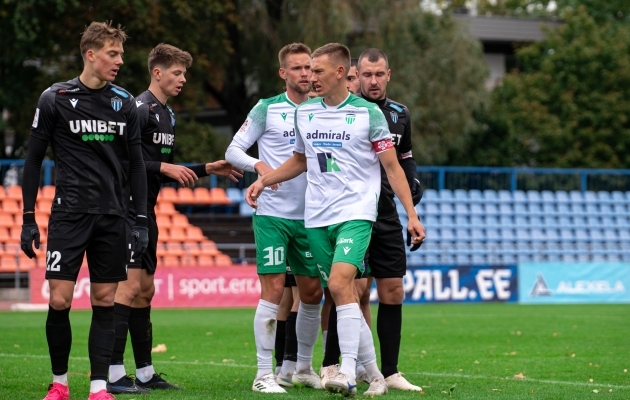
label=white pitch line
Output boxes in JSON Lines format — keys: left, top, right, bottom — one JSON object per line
{"left": 2, "top": 353, "right": 628, "bottom": 389}
{"left": 407, "top": 371, "right": 630, "bottom": 390}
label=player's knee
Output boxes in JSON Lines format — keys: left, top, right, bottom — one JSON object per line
{"left": 116, "top": 281, "right": 141, "bottom": 304}
{"left": 359, "top": 288, "right": 371, "bottom": 307}
{"left": 49, "top": 292, "right": 72, "bottom": 310}
{"left": 138, "top": 284, "right": 155, "bottom": 305}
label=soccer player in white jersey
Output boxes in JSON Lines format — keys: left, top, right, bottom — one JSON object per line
{"left": 247, "top": 43, "right": 425, "bottom": 397}
{"left": 226, "top": 43, "right": 323, "bottom": 394}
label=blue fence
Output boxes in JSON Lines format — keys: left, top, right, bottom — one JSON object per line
{"left": 1, "top": 159, "right": 630, "bottom": 192}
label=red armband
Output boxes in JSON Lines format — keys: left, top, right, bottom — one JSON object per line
{"left": 372, "top": 139, "right": 394, "bottom": 154}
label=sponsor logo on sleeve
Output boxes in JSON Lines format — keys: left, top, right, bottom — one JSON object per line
{"left": 32, "top": 108, "right": 40, "bottom": 128}
{"left": 238, "top": 117, "right": 251, "bottom": 133}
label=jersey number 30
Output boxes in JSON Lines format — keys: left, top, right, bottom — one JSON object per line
{"left": 263, "top": 246, "right": 285, "bottom": 266}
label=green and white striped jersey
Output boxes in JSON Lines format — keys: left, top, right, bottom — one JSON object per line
{"left": 294, "top": 93, "right": 393, "bottom": 228}
{"left": 226, "top": 93, "right": 307, "bottom": 220}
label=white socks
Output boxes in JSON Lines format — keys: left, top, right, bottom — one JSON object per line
{"left": 89, "top": 380, "right": 106, "bottom": 393}
{"left": 53, "top": 374, "right": 68, "bottom": 385}
{"left": 357, "top": 315, "right": 383, "bottom": 381}
{"left": 254, "top": 299, "right": 279, "bottom": 379}
{"left": 336, "top": 303, "right": 361, "bottom": 380}
{"left": 136, "top": 365, "right": 156, "bottom": 383}
{"left": 296, "top": 302, "right": 320, "bottom": 373}
{"left": 108, "top": 365, "right": 126, "bottom": 383}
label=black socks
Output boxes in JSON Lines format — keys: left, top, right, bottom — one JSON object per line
{"left": 377, "top": 302, "right": 402, "bottom": 378}
{"left": 46, "top": 305, "right": 72, "bottom": 375}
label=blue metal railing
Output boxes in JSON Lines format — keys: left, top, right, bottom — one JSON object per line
{"left": 2, "top": 159, "right": 629, "bottom": 193}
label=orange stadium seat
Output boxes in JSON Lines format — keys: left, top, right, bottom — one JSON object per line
{"left": 164, "top": 242, "right": 185, "bottom": 257}
{"left": 2, "top": 199, "right": 21, "bottom": 213}
{"left": 156, "top": 215, "right": 171, "bottom": 226}
{"left": 193, "top": 187, "right": 212, "bottom": 204}
{"left": 155, "top": 201, "right": 176, "bottom": 215}
{"left": 6, "top": 185, "right": 22, "bottom": 201}
{"left": 161, "top": 256, "right": 181, "bottom": 267}
{"left": 0, "top": 254, "right": 19, "bottom": 272}
{"left": 41, "top": 185, "right": 56, "bottom": 200}
{"left": 209, "top": 188, "right": 230, "bottom": 204}
{"left": 184, "top": 243, "right": 202, "bottom": 257}
{"left": 13, "top": 213, "right": 22, "bottom": 225}
{"left": 197, "top": 255, "right": 215, "bottom": 267}
{"left": 35, "top": 212, "right": 49, "bottom": 228}
{"left": 177, "top": 187, "right": 195, "bottom": 203}
{"left": 168, "top": 227, "right": 187, "bottom": 242}
{"left": 186, "top": 226, "right": 206, "bottom": 241}
{"left": 0, "top": 214, "right": 14, "bottom": 227}
{"left": 158, "top": 187, "right": 178, "bottom": 203}
{"left": 199, "top": 242, "right": 220, "bottom": 257}
{"left": 214, "top": 254, "right": 232, "bottom": 266}
{"left": 155, "top": 244, "right": 168, "bottom": 257}
{"left": 5, "top": 227, "right": 20, "bottom": 245}
{"left": 37, "top": 199, "right": 53, "bottom": 213}
{"left": 0, "top": 188, "right": 5, "bottom": 201}
{"left": 171, "top": 214, "right": 189, "bottom": 227}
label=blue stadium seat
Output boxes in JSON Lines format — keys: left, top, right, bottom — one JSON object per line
{"left": 526, "top": 190, "right": 542, "bottom": 204}
{"left": 557, "top": 216, "right": 572, "bottom": 228}
{"left": 395, "top": 199, "right": 406, "bottom": 215}
{"left": 498, "top": 190, "right": 512, "bottom": 204}
{"left": 513, "top": 190, "right": 527, "bottom": 203}
{"left": 469, "top": 189, "right": 483, "bottom": 203}
{"left": 239, "top": 202, "right": 254, "bottom": 216}
{"left": 499, "top": 215, "right": 514, "bottom": 227}
{"left": 455, "top": 254, "right": 470, "bottom": 265}
{"left": 556, "top": 203, "right": 571, "bottom": 216}
{"left": 541, "top": 215, "right": 557, "bottom": 227}
{"left": 530, "top": 229, "right": 545, "bottom": 243}
{"left": 515, "top": 228, "right": 531, "bottom": 243}
{"left": 599, "top": 204, "right": 613, "bottom": 216}
{"left": 454, "top": 189, "right": 468, "bottom": 203}
{"left": 574, "top": 229, "right": 590, "bottom": 243}
{"left": 425, "top": 203, "right": 439, "bottom": 215}
{"left": 424, "top": 215, "right": 439, "bottom": 227}
{"left": 440, "top": 203, "right": 455, "bottom": 216}
{"left": 499, "top": 203, "right": 513, "bottom": 215}
{"left": 485, "top": 228, "right": 501, "bottom": 243}
{"left": 591, "top": 248, "right": 607, "bottom": 262}
{"left": 529, "top": 215, "right": 544, "bottom": 227}
{"left": 454, "top": 215, "right": 470, "bottom": 227}
{"left": 485, "top": 215, "right": 500, "bottom": 227}
{"left": 612, "top": 204, "right": 629, "bottom": 216}
{"left": 560, "top": 252, "right": 577, "bottom": 262}
{"left": 226, "top": 188, "right": 243, "bottom": 203}
{"left": 555, "top": 190, "right": 569, "bottom": 204}
{"left": 485, "top": 203, "right": 499, "bottom": 216}
{"left": 586, "top": 215, "right": 601, "bottom": 227}
{"left": 439, "top": 228, "right": 456, "bottom": 242}
{"left": 584, "top": 204, "right": 599, "bottom": 215}
{"left": 423, "top": 189, "right": 438, "bottom": 203}
{"left": 618, "top": 229, "right": 630, "bottom": 242}
{"left": 525, "top": 203, "right": 541, "bottom": 216}
{"left": 560, "top": 229, "right": 575, "bottom": 242}
{"left": 603, "top": 229, "right": 619, "bottom": 244}
{"left": 415, "top": 202, "right": 426, "bottom": 217}
{"left": 541, "top": 203, "right": 556, "bottom": 215}
{"left": 514, "top": 216, "right": 528, "bottom": 228}
{"left": 454, "top": 203, "right": 469, "bottom": 215}
{"left": 424, "top": 254, "right": 440, "bottom": 265}
{"left": 572, "top": 216, "right": 587, "bottom": 228}
{"left": 569, "top": 191, "right": 584, "bottom": 204}
{"left": 596, "top": 191, "right": 612, "bottom": 204}
{"left": 483, "top": 189, "right": 498, "bottom": 203}
{"left": 470, "top": 203, "right": 484, "bottom": 215}
{"left": 471, "top": 253, "right": 487, "bottom": 265}
{"left": 470, "top": 215, "right": 484, "bottom": 227}
{"left": 454, "top": 228, "right": 470, "bottom": 242}
{"left": 408, "top": 253, "right": 423, "bottom": 265}
{"left": 570, "top": 204, "right": 585, "bottom": 216}
{"left": 499, "top": 228, "right": 516, "bottom": 242}
{"left": 545, "top": 228, "right": 560, "bottom": 242}
{"left": 545, "top": 248, "right": 562, "bottom": 262}
{"left": 439, "top": 189, "right": 454, "bottom": 203}
{"left": 588, "top": 228, "right": 606, "bottom": 244}
{"left": 541, "top": 190, "right": 555, "bottom": 203}
{"left": 611, "top": 191, "right": 625, "bottom": 203}
{"left": 584, "top": 191, "right": 597, "bottom": 204}
{"left": 471, "top": 229, "right": 485, "bottom": 242}
{"left": 439, "top": 215, "right": 455, "bottom": 228}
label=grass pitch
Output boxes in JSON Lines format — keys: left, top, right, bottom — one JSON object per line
{"left": 0, "top": 304, "right": 628, "bottom": 399}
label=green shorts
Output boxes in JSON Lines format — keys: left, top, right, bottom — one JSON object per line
{"left": 252, "top": 214, "right": 317, "bottom": 277}
{"left": 305, "top": 220, "right": 373, "bottom": 287}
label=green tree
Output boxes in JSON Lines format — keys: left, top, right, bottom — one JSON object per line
{"left": 472, "top": 6, "right": 630, "bottom": 167}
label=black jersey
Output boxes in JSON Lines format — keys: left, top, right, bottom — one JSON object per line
{"left": 30, "top": 78, "right": 141, "bottom": 217}
{"left": 361, "top": 95, "right": 415, "bottom": 219}
{"left": 134, "top": 91, "right": 176, "bottom": 212}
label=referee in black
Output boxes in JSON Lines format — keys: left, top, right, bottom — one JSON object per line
{"left": 21, "top": 22, "right": 148, "bottom": 400}
{"left": 357, "top": 48, "right": 424, "bottom": 391}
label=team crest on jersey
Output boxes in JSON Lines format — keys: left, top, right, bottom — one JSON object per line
{"left": 111, "top": 96, "right": 122, "bottom": 112}
{"left": 390, "top": 111, "right": 398, "bottom": 124}
{"left": 345, "top": 113, "right": 356, "bottom": 124}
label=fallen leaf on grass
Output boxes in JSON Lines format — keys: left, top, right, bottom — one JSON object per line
{"left": 593, "top": 389, "right": 599, "bottom": 393}
{"left": 491, "top": 388, "right": 501, "bottom": 391}
{"left": 222, "top": 359, "right": 234, "bottom": 363}
{"left": 624, "top": 369, "right": 627, "bottom": 373}
{"left": 151, "top": 343, "right": 167, "bottom": 353}
{"left": 513, "top": 372, "right": 525, "bottom": 379}
{"left": 589, "top": 379, "right": 593, "bottom": 383}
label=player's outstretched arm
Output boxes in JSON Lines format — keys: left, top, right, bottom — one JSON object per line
{"left": 245, "top": 152, "right": 307, "bottom": 208}
{"left": 378, "top": 149, "right": 426, "bottom": 245}
{"left": 204, "top": 160, "right": 243, "bottom": 182}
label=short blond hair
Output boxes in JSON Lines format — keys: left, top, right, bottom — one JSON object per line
{"left": 148, "top": 43, "right": 193, "bottom": 73}
{"left": 311, "top": 43, "right": 351, "bottom": 75}
{"left": 278, "top": 43, "right": 312, "bottom": 68}
{"left": 80, "top": 21, "right": 127, "bottom": 58}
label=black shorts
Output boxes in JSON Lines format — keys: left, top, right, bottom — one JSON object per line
{"left": 284, "top": 266, "right": 297, "bottom": 288}
{"left": 45, "top": 212, "right": 127, "bottom": 283}
{"left": 364, "top": 215, "right": 406, "bottom": 279}
{"left": 126, "top": 212, "right": 159, "bottom": 274}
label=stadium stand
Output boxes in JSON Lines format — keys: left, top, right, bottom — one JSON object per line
{"left": 0, "top": 185, "right": 233, "bottom": 273}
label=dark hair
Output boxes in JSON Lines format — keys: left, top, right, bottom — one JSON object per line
{"left": 80, "top": 21, "right": 127, "bottom": 58}
{"left": 350, "top": 58, "right": 358, "bottom": 68}
{"left": 312, "top": 43, "right": 351, "bottom": 75}
{"left": 148, "top": 43, "right": 193, "bottom": 73}
{"left": 358, "top": 48, "right": 389, "bottom": 70}
{"left": 278, "top": 43, "right": 312, "bottom": 68}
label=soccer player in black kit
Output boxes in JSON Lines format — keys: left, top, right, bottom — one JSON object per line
{"left": 20, "top": 22, "right": 149, "bottom": 400}
{"left": 358, "top": 47, "right": 424, "bottom": 391}
{"left": 106, "top": 44, "right": 242, "bottom": 394}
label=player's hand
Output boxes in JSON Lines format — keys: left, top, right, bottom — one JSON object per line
{"left": 246, "top": 179, "right": 266, "bottom": 208}
{"left": 411, "top": 178, "right": 423, "bottom": 206}
{"left": 254, "top": 161, "right": 280, "bottom": 191}
{"left": 131, "top": 216, "right": 149, "bottom": 260}
{"left": 407, "top": 217, "right": 425, "bottom": 251}
{"left": 161, "top": 163, "right": 197, "bottom": 187}
{"left": 205, "top": 160, "right": 243, "bottom": 182}
{"left": 20, "top": 213, "right": 40, "bottom": 259}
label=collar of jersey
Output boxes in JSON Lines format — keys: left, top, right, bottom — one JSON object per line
{"left": 282, "top": 92, "right": 297, "bottom": 108}
{"left": 319, "top": 92, "right": 352, "bottom": 109}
